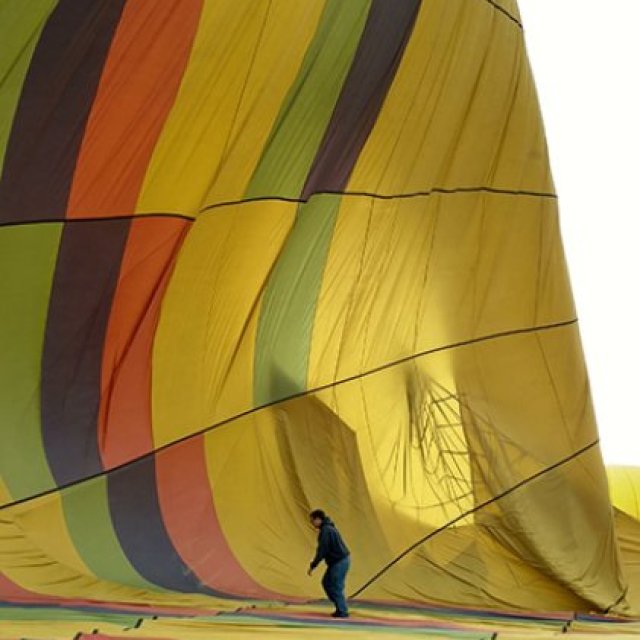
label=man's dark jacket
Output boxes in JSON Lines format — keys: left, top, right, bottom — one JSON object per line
{"left": 310, "top": 517, "right": 350, "bottom": 569}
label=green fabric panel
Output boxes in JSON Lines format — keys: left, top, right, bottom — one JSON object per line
{"left": 254, "top": 195, "right": 341, "bottom": 405}
{"left": 61, "top": 476, "right": 160, "bottom": 590}
{"left": 0, "top": 224, "right": 61, "bottom": 499}
{"left": 245, "top": 0, "right": 370, "bottom": 200}
{"left": 0, "top": 0, "right": 58, "bottom": 175}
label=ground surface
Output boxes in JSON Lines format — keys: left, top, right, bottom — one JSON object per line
{"left": 1, "top": 600, "right": 639, "bottom": 640}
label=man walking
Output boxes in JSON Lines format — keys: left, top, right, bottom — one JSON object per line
{"left": 307, "top": 509, "right": 351, "bottom": 618}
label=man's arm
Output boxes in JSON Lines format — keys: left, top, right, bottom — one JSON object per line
{"left": 309, "top": 527, "right": 329, "bottom": 571}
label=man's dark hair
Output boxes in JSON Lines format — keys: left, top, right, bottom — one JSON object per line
{"left": 310, "top": 509, "right": 326, "bottom": 520}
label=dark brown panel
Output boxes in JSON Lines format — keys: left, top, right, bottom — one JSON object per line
{"left": 0, "top": 0, "right": 126, "bottom": 222}
{"left": 108, "top": 453, "right": 221, "bottom": 595}
{"left": 41, "top": 219, "right": 130, "bottom": 485}
{"left": 302, "top": 0, "right": 421, "bottom": 199}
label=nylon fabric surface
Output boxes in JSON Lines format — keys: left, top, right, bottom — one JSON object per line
{"left": 0, "top": 0, "right": 639, "bottom": 633}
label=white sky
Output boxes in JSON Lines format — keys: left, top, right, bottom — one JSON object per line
{"left": 518, "top": 1, "right": 640, "bottom": 465}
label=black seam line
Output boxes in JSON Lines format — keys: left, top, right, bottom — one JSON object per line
{"left": 481, "top": 0, "right": 523, "bottom": 29}
{"left": 0, "top": 186, "right": 557, "bottom": 229}
{"left": 349, "top": 437, "right": 600, "bottom": 599}
{"left": 603, "top": 586, "right": 628, "bottom": 614}
{"left": 0, "top": 212, "right": 195, "bottom": 229}
{"left": 0, "top": 318, "right": 577, "bottom": 512}
{"left": 198, "top": 186, "right": 557, "bottom": 214}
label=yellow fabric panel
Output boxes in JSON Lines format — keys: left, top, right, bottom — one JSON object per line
{"left": 6, "top": 492, "right": 90, "bottom": 577}
{"left": 2, "top": 0, "right": 637, "bottom": 622}
{"left": 303, "top": 189, "right": 601, "bottom": 609}
{"left": 136, "top": 0, "right": 323, "bottom": 215}
{"left": 313, "top": 353, "right": 471, "bottom": 552}
{"left": 455, "top": 326, "right": 597, "bottom": 474}
{"left": 201, "top": 2, "right": 325, "bottom": 207}
{"left": 613, "top": 508, "right": 640, "bottom": 618}
{"left": 608, "top": 467, "right": 640, "bottom": 520}
{"left": 152, "top": 201, "right": 296, "bottom": 446}
{"left": 308, "top": 193, "right": 573, "bottom": 391}
{"left": 347, "top": 0, "right": 551, "bottom": 195}
{"left": 204, "top": 398, "right": 393, "bottom": 599}
{"left": 364, "top": 525, "right": 588, "bottom": 611}
{"left": 333, "top": 325, "right": 619, "bottom": 610}
{"left": 497, "top": 0, "right": 521, "bottom": 22}
{"left": 307, "top": 194, "right": 441, "bottom": 387}
{"left": 451, "top": 328, "right": 624, "bottom": 611}
{"left": 201, "top": 323, "right": 623, "bottom": 611}
{"left": 0, "top": 495, "right": 108, "bottom": 599}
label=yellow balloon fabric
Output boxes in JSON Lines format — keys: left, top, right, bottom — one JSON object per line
{"left": 609, "top": 467, "right": 640, "bottom": 521}
{"left": 608, "top": 467, "right": 640, "bottom": 618}
{"left": 0, "top": 0, "right": 638, "bottom": 630}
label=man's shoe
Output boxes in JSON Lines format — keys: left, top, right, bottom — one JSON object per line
{"left": 331, "top": 611, "right": 349, "bottom": 618}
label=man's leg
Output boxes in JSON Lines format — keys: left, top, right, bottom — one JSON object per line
{"left": 331, "top": 556, "right": 350, "bottom": 617}
{"left": 322, "top": 566, "right": 338, "bottom": 611}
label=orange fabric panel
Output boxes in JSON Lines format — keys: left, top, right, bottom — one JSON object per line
{"left": 66, "top": 0, "right": 203, "bottom": 217}
{"left": 99, "top": 218, "right": 188, "bottom": 469}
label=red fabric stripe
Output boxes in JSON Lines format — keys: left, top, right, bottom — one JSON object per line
{"left": 99, "top": 217, "right": 188, "bottom": 469}
{"left": 0, "top": 572, "right": 42, "bottom": 600}
{"left": 67, "top": 0, "right": 203, "bottom": 218}
{"left": 155, "top": 436, "right": 283, "bottom": 599}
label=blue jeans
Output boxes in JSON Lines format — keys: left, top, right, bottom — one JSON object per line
{"left": 322, "top": 555, "right": 350, "bottom": 615}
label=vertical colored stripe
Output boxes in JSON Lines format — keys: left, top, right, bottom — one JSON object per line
{"left": 252, "top": 0, "right": 419, "bottom": 407}
{"left": 0, "top": 0, "right": 126, "bottom": 222}
{"left": 150, "top": 201, "right": 296, "bottom": 447}
{"left": 108, "top": 455, "right": 218, "bottom": 595}
{"left": 17, "top": 2, "right": 202, "bottom": 590}
{"left": 67, "top": 0, "right": 203, "bottom": 218}
{"left": 245, "top": 0, "right": 370, "bottom": 200}
{"left": 0, "top": 224, "right": 61, "bottom": 500}
{"left": 62, "top": 477, "right": 156, "bottom": 590}
{"left": 156, "top": 436, "right": 282, "bottom": 598}
{"left": 99, "top": 218, "right": 189, "bottom": 470}
{"left": 135, "top": 0, "right": 274, "bottom": 216}
{"left": 201, "top": 1, "right": 326, "bottom": 207}
{"left": 254, "top": 195, "right": 341, "bottom": 405}
{"left": 344, "top": 3, "right": 551, "bottom": 196}
{"left": 0, "top": 0, "right": 58, "bottom": 175}
{"left": 41, "top": 220, "right": 130, "bottom": 486}
{"left": 302, "top": 0, "right": 421, "bottom": 198}
{"left": 306, "top": 196, "right": 441, "bottom": 389}
{"left": 136, "top": 0, "right": 327, "bottom": 215}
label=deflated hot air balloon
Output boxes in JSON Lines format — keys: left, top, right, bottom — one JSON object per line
{"left": 0, "top": 0, "right": 638, "bottom": 634}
